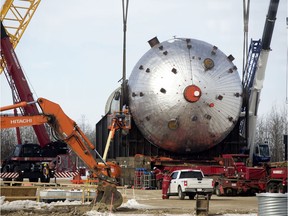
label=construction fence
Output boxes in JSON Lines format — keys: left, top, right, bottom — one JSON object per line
{"left": 0, "top": 180, "right": 127, "bottom": 203}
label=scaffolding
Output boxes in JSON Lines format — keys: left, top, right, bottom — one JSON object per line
{"left": 134, "top": 168, "right": 156, "bottom": 189}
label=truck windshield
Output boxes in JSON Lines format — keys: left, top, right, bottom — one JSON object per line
{"left": 179, "top": 171, "right": 202, "bottom": 179}
{"left": 13, "top": 146, "right": 21, "bottom": 157}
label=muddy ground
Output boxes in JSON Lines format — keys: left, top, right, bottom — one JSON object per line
{"left": 1, "top": 188, "right": 258, "bottom": 215}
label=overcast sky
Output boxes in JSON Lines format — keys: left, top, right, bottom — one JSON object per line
{"left": 1, "top": 0, "right": 287, "bottom": 127}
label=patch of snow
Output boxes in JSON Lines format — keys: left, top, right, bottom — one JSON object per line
{"left": 0, "top": 199, "right": 48, "bottom": 211}
{"left": 84, "top": 211, "right": 117, "bottom": 216}
{"left": 0, "top": 198, "right": 89, "bottom": 211}
{"left": 0, "top": 196, "right": 5, "bottom": 205}
{"left": 84, "top": 199, "right": 152, "bottom": 216}
{"left": 121, "top": 199, "right": 151, "bottom": 209}
{"left": 49, "top": 200, "right": 85, "bottom": 206}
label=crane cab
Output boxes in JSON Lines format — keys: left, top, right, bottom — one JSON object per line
{"left": 253, "top": 143, "right": 271, "bottom": 166}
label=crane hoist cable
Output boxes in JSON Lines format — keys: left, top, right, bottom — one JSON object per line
{"left": 120, "top": 0, "right": 129, "bottom": 111}
{"left": 285, "top": 17, "right": 288, "bottom": 135}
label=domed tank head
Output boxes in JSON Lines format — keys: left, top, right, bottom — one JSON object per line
{"left": 128, "top": 37, "right": 243, "bottom": 153}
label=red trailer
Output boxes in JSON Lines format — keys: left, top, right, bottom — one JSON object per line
{"left": 153, "top": 154, "right": 287, "bottom": 195}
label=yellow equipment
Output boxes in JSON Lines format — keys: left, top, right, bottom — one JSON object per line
{"left": 1, "top": 0, "right": 41, "bottom": 73}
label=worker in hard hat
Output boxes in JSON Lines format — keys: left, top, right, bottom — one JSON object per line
{"left": 43, "top": 163, "right": 49, "bottom": 179}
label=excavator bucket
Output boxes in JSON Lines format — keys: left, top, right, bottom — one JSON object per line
{"left": 92, "top": 184, "right": 123, "bottom": 211}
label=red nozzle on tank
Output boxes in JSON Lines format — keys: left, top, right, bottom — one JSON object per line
{"left": 184, "top": 85, "right": 202, "bottom": 103}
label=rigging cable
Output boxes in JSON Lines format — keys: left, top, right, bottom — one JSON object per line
{"left": 121, "top": 0, "right": 129, "bottom": 111}
{"left": 242, "top": 0, "right": 250, "bottom": 80}
{"left": 285, "top": 17, "right": 288, "bottom": 135}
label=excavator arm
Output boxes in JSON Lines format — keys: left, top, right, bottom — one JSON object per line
{"left": 0, "top": 97, "right": 123, "bottom": 210}
{"left": 37, "top": 98, "right": 119, "bottom": 182}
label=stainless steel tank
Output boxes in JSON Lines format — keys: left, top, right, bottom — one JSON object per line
{"left": 128, "top": 37, "right": 243, "bottom": 153}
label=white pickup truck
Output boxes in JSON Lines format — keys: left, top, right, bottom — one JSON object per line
{"left": 167, "top": 169, "right": 213, "bottom": 200}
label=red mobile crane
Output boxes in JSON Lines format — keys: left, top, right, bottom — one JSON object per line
{"left": 0, "top": 21, "right": 79, "bottom": 182}
{"left": 1, "top": 22, "right": 131, "bottom": 183}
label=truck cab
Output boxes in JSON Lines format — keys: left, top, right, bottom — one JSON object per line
{"left": 1, "top": 142, "right": 69, "bottom": 182}
{"left": 12, "top": 144, "right": 41, "bottom": 157}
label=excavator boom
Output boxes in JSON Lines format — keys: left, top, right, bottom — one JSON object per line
{"left": 0, "top": 97, "right": 123, "bottom": 210}
{"left": 0, "top": 115, "right": 48, "bottom": 128}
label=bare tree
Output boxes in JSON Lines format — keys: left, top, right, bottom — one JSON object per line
{"left": 266, "top": 105, "right": 286, "bottom": 162}
{"left": 255, "top": 115, "right": 268, "bottom": 144}
{"left": 19, "top": 126, "right": 38, "bottom": 143}
{"left": 0, "top": 129, "right": 17, "bottom": 160}
{"left": 255, "top": 103, "right": 287, "bottom": 162}
{"left": 72, "top": 115, "right": 96, "bottom": 167}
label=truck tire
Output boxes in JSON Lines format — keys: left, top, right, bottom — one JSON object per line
{"left": 267, "top": 183, "right": 276, "bottom": 193}
{"left": 178, "top": 186, "right": 185, "bottom": 200}
{"left": 277, "top": 184, "right": 286, "bottom": 194}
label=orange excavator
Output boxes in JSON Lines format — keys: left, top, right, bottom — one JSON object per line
{"left": 0, "top": 97, "right": 131, "bottom": 210}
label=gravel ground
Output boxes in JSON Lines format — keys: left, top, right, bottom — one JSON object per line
{"left": 0, "top": 188, "right": 258, "bottom": 215}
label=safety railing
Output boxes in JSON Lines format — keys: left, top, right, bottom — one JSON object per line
{"left": 0, "top": 180, "right": 127, "bottom": 203}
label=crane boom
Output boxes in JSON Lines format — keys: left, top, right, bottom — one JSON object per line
{"left": 0, "top": 0, "right": 41, "bottom": 73}
{"left": 247, "top": 0, "right": 279, "bottom": 163}
{"left": 0, "top": 0, "right": 41, "bottom": 47}
{"left": 0, "top": 21, "right": 50, "bottom": 146}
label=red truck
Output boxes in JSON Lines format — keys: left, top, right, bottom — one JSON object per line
{"left": 154, "top": 154, "right": 287, "bottom": 196}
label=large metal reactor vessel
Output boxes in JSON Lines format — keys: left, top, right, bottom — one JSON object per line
{"left": 128, "top": 37, "right": 243, "bottom": 154}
